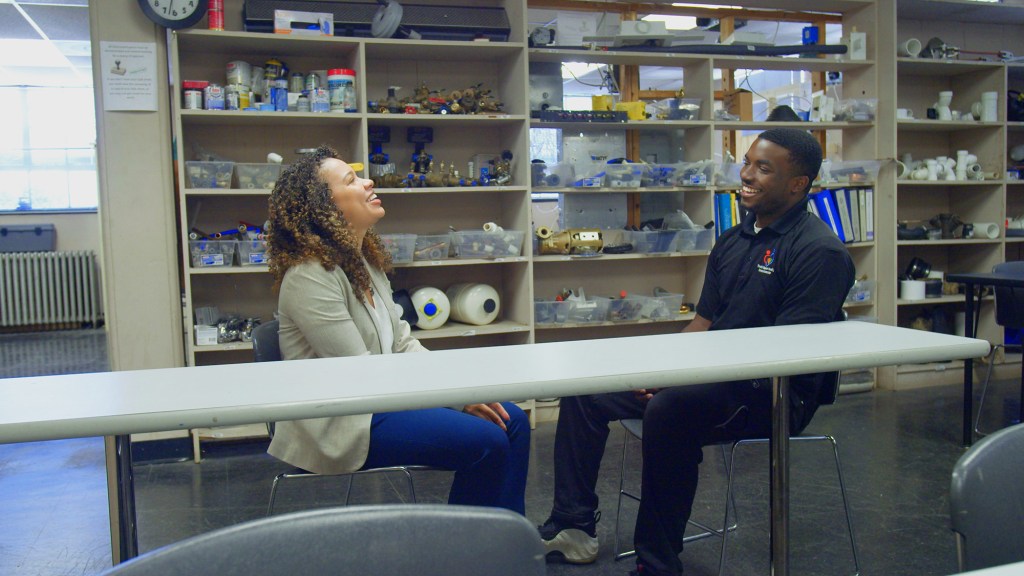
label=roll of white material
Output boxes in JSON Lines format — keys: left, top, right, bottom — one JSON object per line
{"left": 446, "top": 283, "right": 500, "bottom": 326}
{"left": 972, "top": 222, "right": 1000, "bottom": 239}
{"left": 410, "top": 286, "right": 450, "bottom": 330}
{"left": 901, "top": 279, "right": 926, "bottom": 301}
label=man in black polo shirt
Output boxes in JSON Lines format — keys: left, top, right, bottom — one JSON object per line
{"left": 538, "top": 127, "right": 856, "bottom": 576}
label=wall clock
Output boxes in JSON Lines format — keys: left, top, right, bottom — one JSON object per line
{"left": 137, "top": 0, "right": 208, "bottom": 30}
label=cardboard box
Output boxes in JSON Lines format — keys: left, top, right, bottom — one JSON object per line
{"left": 723, "top": 89, "right": 753, "bottom": 121}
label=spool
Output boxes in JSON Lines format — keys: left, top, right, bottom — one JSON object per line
{"left": 446, "top": 283, "right": 500, "bottom": 326}
{"left": 410, "top": 286, "right": 450, "bottom": 330}
{"left": 901, "top": 279, "right": 926, "bottom": 301}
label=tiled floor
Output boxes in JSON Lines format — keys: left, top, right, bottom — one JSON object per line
{"left": 0, "top": 329, "right": 1019, "bottom": 575}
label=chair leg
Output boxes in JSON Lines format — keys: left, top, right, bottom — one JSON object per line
{"left": 719, "top": 436, "right": 859, "bottom": 576}
{"left": 267, "top": 470, "right": 319, "bottom": 516}
{"left": 614, "top": 432, "right": 737, "bottom": 562}
{"left": 974, "top": 345, "right": 1001, "bottom": 437}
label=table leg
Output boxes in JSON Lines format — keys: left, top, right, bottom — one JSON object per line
{"left": 962, "top": 283, "right": 976, "bottom": 447}
{"left": 770, "top": 375, "right": 790, "bottom": 576}
{"left": 115, "top": 434, "right": 138, "bottom": 561}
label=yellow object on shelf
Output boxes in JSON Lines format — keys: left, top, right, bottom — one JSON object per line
{"left": 614, "top": 101, "right": 646, "bottom": 120}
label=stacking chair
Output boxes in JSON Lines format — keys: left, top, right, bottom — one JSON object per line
{"left": 974, "top": 261, "right": 1024, "bottom": 436}
{"left": 950, "top": 422, "right": 1024, "bottom": 571}
{"left": 100, "top": 504, "right": 546, "bottom": 576}
{"left": 252, "top": 320, "right": 442, "bottom": 516}
{"left": 613, "top": 373, "right": 860, "bottom": 576}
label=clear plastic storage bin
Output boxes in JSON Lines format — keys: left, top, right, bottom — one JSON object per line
{"left": 189, "top": 239, "right": 236, "bottom": 267}
{"left": 234, "top": 163, "right": 284, "bottom": 189}
{"left": 835, "top": 98, "right": 878, "bottom": 122}
{"left": 380, "top": 234, "right": 416, "bottom": 263}
{"left": 530, "top": 162, "right": 574, "bottom": 188}
{"left": 534, "top": 298, "right": 609, "bottom": 324}
{"left": 846, "top": 279, "right": 875, "bottom": 304}
{"left": 601, "top": 297, "right": 645, "bottom": 322}
{"left": 605, "top": 163, "right": 645, "bottom": 188}
{"left": 237, "top": 239, "right": 269, "bottom": 266}
{"left": 818, "top": 159, "right": 883, "bottom": 186}
{"left": 451, "top": 230, "right": 525, "bottom": 259}
{"left": 185, "top": 161, "right": 234, "bottom": 189}
{"left": 413, "top": 234, "right": 451, "bottom": 261}
{"left": 642, "top": 162, "right": 712, "bottom": 188}
{"left": 571, "top": 163, "right": 607, "bottom": 188}
{"left": 626, "top": 292, "right": 685, "bottom": 320}
{"left": 630, "top": 230, "right": 681, "bottom": 253}
{"left": 674, "top": 229, "right": 714, "bottom": 251}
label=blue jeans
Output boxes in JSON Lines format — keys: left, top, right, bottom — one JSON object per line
{"left": 362, "top": 402, "right": 530, "bottom": 514}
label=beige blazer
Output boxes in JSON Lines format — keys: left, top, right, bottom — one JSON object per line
{"left": 267, "top": 259, "right": 427, "bottom": 475}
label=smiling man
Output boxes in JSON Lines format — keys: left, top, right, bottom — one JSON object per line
{"left": 538, "top": 128, "right": 855, "bottom": 576}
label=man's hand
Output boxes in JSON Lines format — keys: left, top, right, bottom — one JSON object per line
{"left": 633, "top": 388, "right": 661, "bottom": 402}
{"left": 463, "top": 403, "right": 510, "bottom": 430}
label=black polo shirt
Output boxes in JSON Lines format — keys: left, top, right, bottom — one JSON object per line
{"left": 696, "top": 197, "right": 856, "bottom": 429}
{"left": 697, "top": 197, "right": 855, "bottom": 331}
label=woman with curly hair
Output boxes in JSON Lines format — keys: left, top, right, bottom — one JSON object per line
{"left": 265, "top": 145, "right": 529, "bottom": 513}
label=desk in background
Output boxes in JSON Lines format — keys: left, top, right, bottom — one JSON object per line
{"left": 0, "top": 322, "right": 988, "bottom": 576}
{"left": 945, "top": 272, "right": 1024, "bottom": 446}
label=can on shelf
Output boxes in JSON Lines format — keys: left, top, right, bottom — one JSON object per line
{"left": 208, "top": 0, "right": 224, "bottom": 31}
{"left": 328, "top": 68, "right": 357, "bottom": 113}
{"left": 271, "top": 79, "right": 288, "bottom": 112}
{"left": 204, "top": 83, "right": 225, "bottom": 110}
{"left": 226, "top": 84, "right": 250, "bottom": 110}
{"left": 309, "top": 87, "right": 330, "bottom": 113}
{"left": 182, "top": 80, "right": 208, "bottom": 109}
{"left": 226, "top": 61, "right": 252, "bottom": 87}
{"left": 289, "top": 72, "right": 305, "bottom": 94}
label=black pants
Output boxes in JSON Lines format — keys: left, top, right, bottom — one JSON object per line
{"left": 550, "top": 380, "right": 779, "bottom": 576}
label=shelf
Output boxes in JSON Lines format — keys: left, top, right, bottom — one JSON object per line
{"left": 377, "top": 186, "right": 527, "bottom": 195}
{"left": 1006, "top": 122, "right": 1024, "bottom": 131}
{"left": 193, "top": 341, "right": 254, "bottom": 353}
{"left": 368, "top": 113, "right": 527, "bottom": 126}
{"left": 411, "top": 320, "right": 529, "bottom": 340}
{"left": 534, "top": 313, "right": 696, "bottom": 330}
{"left": 845, "top": 241, "right": 875, "bottom": 249}
{"left": 394, "top": 257, "right": 528, "bottom": 268}
{"left": 714, "top": 121, "right": 868, "bottom": 131}
{"left": 897, "top": 180, "right": 1005, "bottom": 186}
{"left": 896, "top": 359, "right": 965, "bottom": 374}
{"left": 180, "top": 109, "right": 363, "bottom": 127}
{"left": 535, "top": 186, "right": 714, "bottom": 194}
{"left": 896, "top": 119, "right": 1002, "bottom": 132}
{"left": 896, "top": 57, "right": 1007, "bottom": 75}
{"left": 533, "top": 251, "right": 710, "bottom": 263}
{"left": 898, "top": 239, "right": 1002, "bottom": 246}
{"left": 651, "top": 0, "right": 871, "bottom": 13}
{"left": 897, "top": 295, "right": 965, "bottom": 306}
{"left": 364, "top": 38, "right": 524, "bottom": 61}
{"left": 529, "top": 119, "right": 712, "bottom": 131}
{"left": 187, "top": 266, "right": 270, "bottom": 275}
{"left": 184, "top": 188, "right": 273, "bottom": 196}
{"left": 711, "top": 55, "right": 874, "bottom": 72}
{"left": 528, "top": 47, "right": 706, "bottom": 67}
{"left": 897, "top": 0, "right": 1024, "bottom": 24}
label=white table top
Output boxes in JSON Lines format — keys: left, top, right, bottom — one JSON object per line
{"left": 0, "top": 322, "right": 989, "bottom": 444}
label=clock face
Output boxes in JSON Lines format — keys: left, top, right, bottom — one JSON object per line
{"left": 137, "top": 0, "right": 208, "bottom": 30}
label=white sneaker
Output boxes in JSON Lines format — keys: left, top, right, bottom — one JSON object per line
{"left": 538, "top": 516, "right": 599, "bottom": 564}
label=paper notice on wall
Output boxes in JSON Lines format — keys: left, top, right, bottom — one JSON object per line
{"left": 556, "top": 11, "right": 600, "bottom": 47}
{"left": 100, "top": 41, "right": 158, "bottom": 111}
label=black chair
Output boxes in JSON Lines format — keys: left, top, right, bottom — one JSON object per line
{"left": 613, "top": 373, "right": 860, "bottom": 576}
{"left": 253, "top": 320, "right": 441, "bottom": 515}
{"left": 99, "top": 504, "right": 546, "bottom": 576}
{"left": 950, "top": 422, "right": 1024, "bottom": 571}
{"left": 974, "top": 261, "right": 1024, "bottom": 436}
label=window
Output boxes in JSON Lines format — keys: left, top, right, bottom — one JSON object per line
{"left": 0, "top": 86, "right": 98, "bottom": 212}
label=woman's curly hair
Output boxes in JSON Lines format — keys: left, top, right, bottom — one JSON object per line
{"left": 267, "top": 145, "right": 391, "bottom": 301}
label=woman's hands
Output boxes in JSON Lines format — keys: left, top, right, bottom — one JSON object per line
{"left": 463, "top": 403, "right": 510, "bottom": 431}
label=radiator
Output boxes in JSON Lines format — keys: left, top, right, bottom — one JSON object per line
{"left": 0, "top": 251, "right": 103, "bottom": 330}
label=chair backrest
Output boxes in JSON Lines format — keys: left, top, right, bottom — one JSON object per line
{"left": 950, "top": 422, "right": 1024, "bottom": 571}
{"left": 992, "top": 261, "right": 1024, "bottom": 330}
{"left": 252, "top": 319, "right": 281, "bottom": 363}
{"left": 99, "top": 504, "right": 546, "bottom": 576}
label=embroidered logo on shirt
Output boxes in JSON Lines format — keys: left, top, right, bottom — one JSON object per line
{"left": 757, "top": 248, "right": 777, "bottom": 275}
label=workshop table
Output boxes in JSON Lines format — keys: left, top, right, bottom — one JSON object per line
{"left": 0, "top": 321, "right": 988, "bottom": 575}
{"left": 946, "top": 271, "right": 1024, "bottom": 446}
